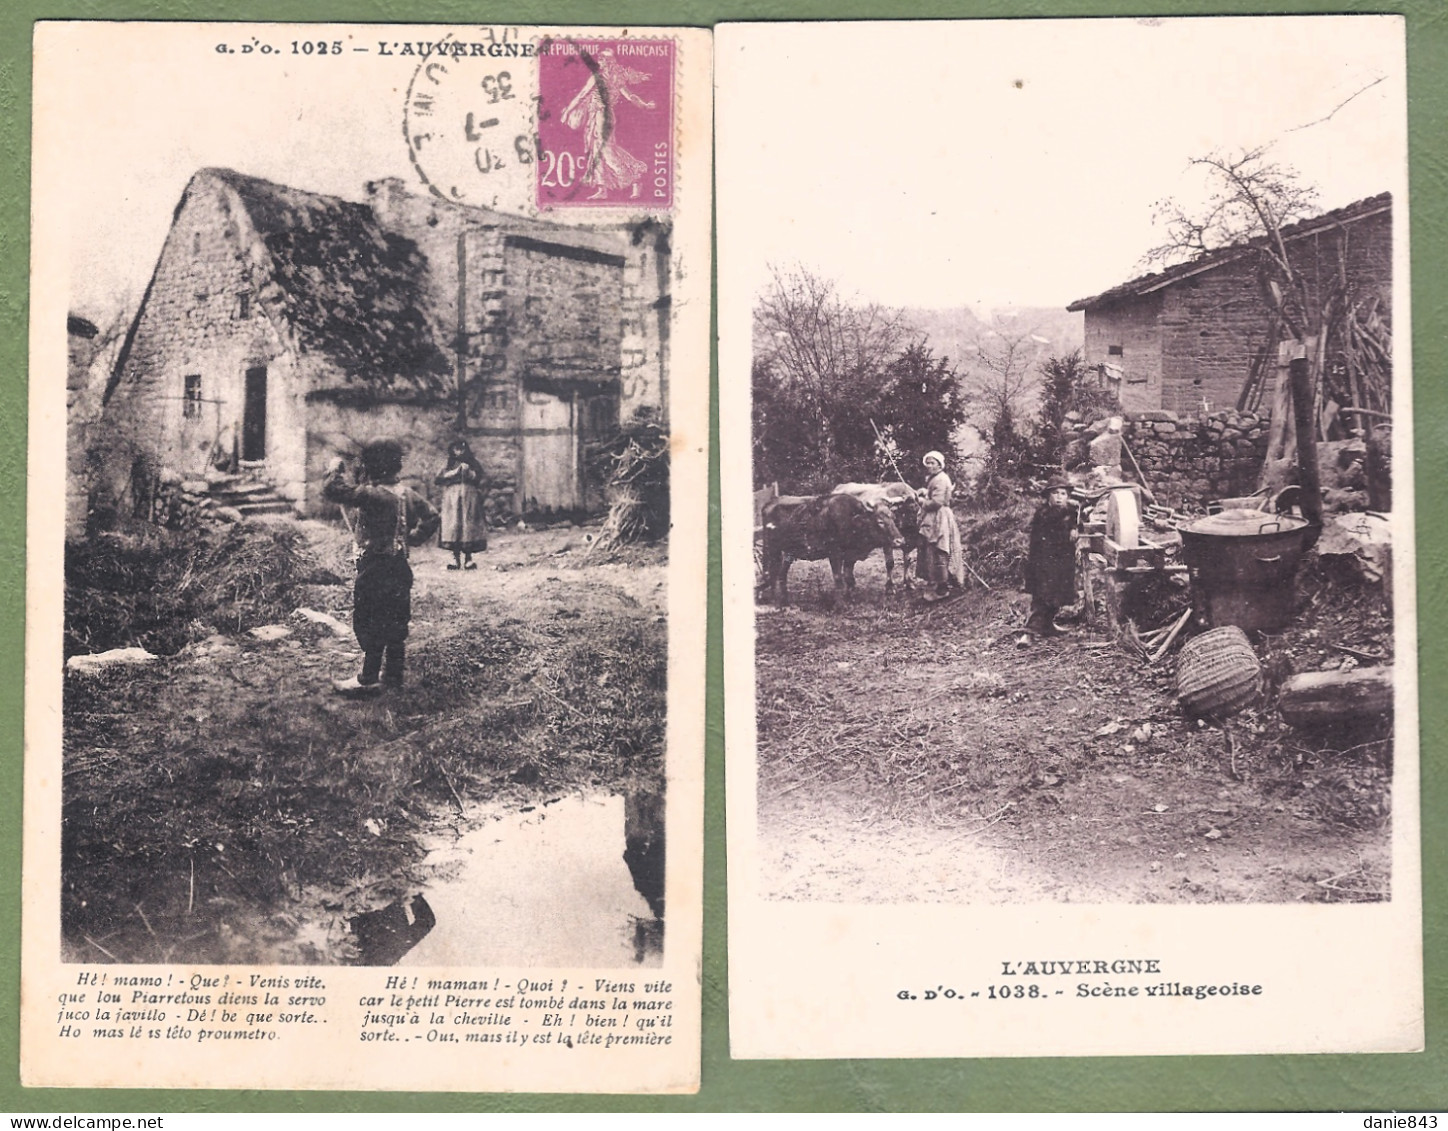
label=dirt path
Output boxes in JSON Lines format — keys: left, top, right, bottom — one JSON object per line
{"left": 754, "top": 555, "right": 1392, "bottom": 906}
{"left": 63, "top": 523, "right": 667, "bottom": 964}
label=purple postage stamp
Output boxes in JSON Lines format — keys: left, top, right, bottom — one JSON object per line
{"left": 536, "top": 37, "right": 674, "bottom": 208}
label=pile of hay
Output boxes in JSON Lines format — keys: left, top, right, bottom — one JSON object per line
{"left": 65, "top": 521, "right": 311, "bottom": 657}
{"left": 588, "top": 412, "right": 670, "bottom": 553}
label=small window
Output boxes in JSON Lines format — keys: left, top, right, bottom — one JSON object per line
{"left": 183, "top": 374, "right": 202, "bottom": 418}
{"left": 237, "top": 293, "right": 251, "bottom": 319}
{"left": 1107, "top": 345, "right": 1124, "bottom": 357}
{"left": 192, "top": 232, "right": 201, "bottom": 254}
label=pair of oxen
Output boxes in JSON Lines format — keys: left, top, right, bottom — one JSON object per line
{"left": 757, "top": 483, "right": 922, "bottom": 604}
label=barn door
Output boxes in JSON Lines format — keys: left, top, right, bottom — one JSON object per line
{"left": 579, "top": 391, "right": 619, "bottom": 511}
{"left": 520, "top": 388, "right": 579, "bottom": 511}
{"left": 242, "top": 366, "right": 267, "bottom": 462}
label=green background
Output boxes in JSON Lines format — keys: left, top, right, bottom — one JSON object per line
{"left": 2, "top": 0, "right": 1442, "bottom": 1113}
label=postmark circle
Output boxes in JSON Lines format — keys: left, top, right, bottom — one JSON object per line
{"left": 401, "top": 30, "right": 540, "bottom": 212}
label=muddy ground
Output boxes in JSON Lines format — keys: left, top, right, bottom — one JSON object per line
{"left": 755, "top": 546, "right": 1395, "bottom": 905}
{"left": 63, "top": 520, "right": 666, "bottom": 964}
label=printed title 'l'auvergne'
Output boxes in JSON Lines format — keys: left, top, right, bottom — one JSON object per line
{"left": 1001, "top": 959, "right": 1163, "bottom": 976}
{"left": 376, "top": 40, "right": 537, "bottom": 57}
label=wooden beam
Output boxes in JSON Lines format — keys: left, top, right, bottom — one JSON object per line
{"left": 1278, "top": 667, "right": 1393, "bottom": 727}
{"left": 1289, "top": 354, "right": 1324, "bottom": 527}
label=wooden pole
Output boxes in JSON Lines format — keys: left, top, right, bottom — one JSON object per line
{"left": 1119, "top": 434, "right": 1151, "bottom": 496}
{"left": 1259, "top": 340, "right": 1295, "bottom": 493}
{"left": 455, "top": 231, "right": 468, "bottom": 429}
{"left": 869, "top": 417, "right": 911, "bottom": 488}
{"left": 1289, "top": 354, "right": 1323, "bottom": 528}
{"left": 1148, "top": 607, "right": 1192, "bottom": 665}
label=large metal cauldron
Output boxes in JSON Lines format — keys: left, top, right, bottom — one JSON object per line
{"left": 1180, "top": 509, "right": 1313, "bottom": 632}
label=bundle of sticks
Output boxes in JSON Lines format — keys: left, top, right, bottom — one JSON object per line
{"left": 1129, "top": 607, "right": 1193, "bottom": 665}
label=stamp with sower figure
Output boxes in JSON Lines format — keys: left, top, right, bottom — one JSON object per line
{"left": 404, "top": 32, "right": 676, "bottom": 214}
{"left": 537, "top": 38, "right": 674, "bottom": 209}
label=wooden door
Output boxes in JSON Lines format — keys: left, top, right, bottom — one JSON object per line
{"left": 520, "top": 389, "right": 579, "bottom": 511}
{"left": 242, "top": 366, "right": 267, "bottom": 462}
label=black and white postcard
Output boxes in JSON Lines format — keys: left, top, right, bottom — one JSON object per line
{"left": 25, "top": 21, "right": 710, "bottom": 1091}
{"left": 719, "top": 16, "right": 1421, "bottom": 1058}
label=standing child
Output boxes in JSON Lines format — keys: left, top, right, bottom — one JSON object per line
{"left": 1024, "top": 478, "right": 1078, "bottom": 637}
{"left": 324, "top": 440, "right": 440, "bottom": 696}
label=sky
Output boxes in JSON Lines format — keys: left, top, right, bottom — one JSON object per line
{"left": 716, "top": 16, "right": 1407, "bottom": 314}
{"left": 40, "top": 23, "right": 580, "bottom": 325}
{"left": 44, "top": 18, "right": 1408, "bottom": 325}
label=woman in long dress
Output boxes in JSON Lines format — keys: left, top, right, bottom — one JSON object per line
{"left": 917, "top": 451, "right": 965, "bottom": 601}
{"left": 435, "top": 439, "right": 488, "bottom": 570}
{"left": 561, "top": 49, "right": 656, "bottom": 198}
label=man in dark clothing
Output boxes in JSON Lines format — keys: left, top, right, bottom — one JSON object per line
{"left": 324, "top": 440, "right": 440, "bottom": 696}
{"left": 1024, "top": 478, "right": 1078, "bottom": 637}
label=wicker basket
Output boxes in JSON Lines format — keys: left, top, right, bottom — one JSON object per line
{"left": 1176, "top": 625, "right": 1262, "bottom": 717}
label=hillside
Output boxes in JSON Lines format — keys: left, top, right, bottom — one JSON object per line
{"left": 899, "top": 305, "right": 1083, "bottom": 368}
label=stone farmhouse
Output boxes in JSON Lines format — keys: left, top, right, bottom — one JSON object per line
{"left": 102, "top": 168, "right": 669, "bottom": 517}
{"left": 66, "top": 315, "right": 102, "bottom": 538}
{"left": 1067, "top": 193, "right": 1391, "bottom": 417}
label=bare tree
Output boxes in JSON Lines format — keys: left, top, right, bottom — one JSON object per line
{"left": 1147, "top": 144, "right": 1390, "bottom": 427}
{"left": 1146, "top": 146, "right": 1321, "bottom": 340}
{"left": 87, "top": 302, "right": 133, "bottom": 378}
{"left": 1147, "top": 145, "right": 1391, "bottom": 509}
{"left": 753, "top": 266, "right": 909, "bottom": 479}
{"left": 962, "top": 321, "right": 1042, "bottom": 437}
{"left": 960, "top": 318, "right": 1048, "bottom": 494}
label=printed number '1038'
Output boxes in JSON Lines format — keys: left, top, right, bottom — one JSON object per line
{"left": 987, "top": 984, "right": 1042, "bottom": 999}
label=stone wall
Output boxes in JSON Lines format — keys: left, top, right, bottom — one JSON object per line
{"left": 1080, "top": 201, "right": 1392, "bottom": 417}
{"left": 364, "top": 178, "right": 668, "bottom": 426}
{"left": 1062, "top": 409, "right": 1270, "bottom": 510}
{"left": 103, "top": 172, "right": 670, "bottom": 522}
{"left": 1156, "top": 261, "right": 1270, "bottom": 417}
{"left": 507, "top": 238, "right": 626, "bottom": 376}
{"left": 363, "top": 179, "right": 668, "bottom": 512}
{"left": 1082, "top": 291, "right": 1162, "bottom": 413}
{"left": 100, "top": 175, "right": 301, "bottom": 512}
{"left": 303, "top": 396, "right": 518, "bottom": 519}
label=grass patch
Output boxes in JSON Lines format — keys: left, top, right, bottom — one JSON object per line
{"left": 65, "top": 521, "right": 316, "bottom": 657}
{"left": 62, "top": 541, "right": 667, "bottom": 963}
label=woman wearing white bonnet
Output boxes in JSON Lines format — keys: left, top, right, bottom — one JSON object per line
{"left": 917, "top": 451, "right": 965, "bottom": 600}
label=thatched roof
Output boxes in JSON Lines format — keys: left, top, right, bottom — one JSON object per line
{"left": 1068, "top": 193, "right": 1392, "bottom": 313}
{"left": 108, "top": 169, "right": 449, "bottom": 402}
{"left": 209, "top": 169, "right": 450, "bottom": 388}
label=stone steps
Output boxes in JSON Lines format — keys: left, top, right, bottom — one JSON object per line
{"left": 201, "top": 470, "right": 296, "bottom": 517}
{"left": 235, "top": 498, "right": 296, "bottom": 517}
{"left": 212, "top": 486, "right": 284, "bottom": 506}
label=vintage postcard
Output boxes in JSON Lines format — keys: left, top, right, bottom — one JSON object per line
{"left": 25, "top": 21, "right": 709, "bottom": 1091}
{"left": 720, "top": 17, "right": 1421, "bottom": 1058}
